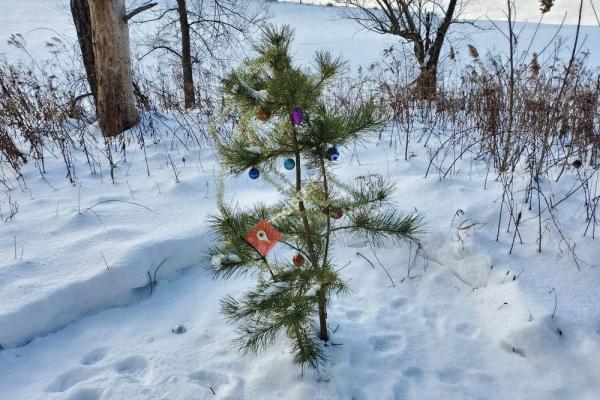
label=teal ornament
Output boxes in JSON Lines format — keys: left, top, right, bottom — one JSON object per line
{"left": 249, "top": 168, "right": 260, "bottom": 179}
{"left": 284, "top": 158, "right": 296, "bottom": 170}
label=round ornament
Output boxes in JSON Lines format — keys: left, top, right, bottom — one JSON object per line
{"left": 327, "top": 146, "right": 340, "bottom": 161}
{"left": 249, "top": 168, "right": 260, "bottom": 179}
{"left": 284, "top": 158, "right": 296, "bottom": 170}
{"left": 172, "top": 324, "right": 187, "bottom": 334}
{"left": 292, "top": 253, "right": 305, "bottom": 267}
{"left": 330, "top": 207, "right": 344, "bottom": 220}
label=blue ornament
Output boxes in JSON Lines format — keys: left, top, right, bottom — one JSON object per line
{"left": 327, "top": 146, "right": 340, "bottom": 161}
{"left": 284, "top": 158, "right": 296, "bottom": 170}
{"left": 249, "top": 168, "right": 260, "bottom": 179}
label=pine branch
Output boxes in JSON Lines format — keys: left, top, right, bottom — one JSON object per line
{"left": 333, "top": 209, "right": 422, "bottom": 246}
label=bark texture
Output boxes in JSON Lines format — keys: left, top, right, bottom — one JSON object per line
{"left": 71, "top": 0, "right": 97, "bottom": 107}
{"left": 176, "top": 0, "right": 195, "bottom": 109}
{"left": 89, "top": 0, "right": 139, "bottom": 137}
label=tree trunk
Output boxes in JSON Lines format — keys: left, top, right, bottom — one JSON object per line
{"left": 176, "top": 0, "right": 195, "bottom": 109}
{"left": 414, "top": 0, "right": 457, "bottom": 100}
{"left": 415, "top": 64, "right": 437, "bottom": 100}
{"left": 89, "top": 0, "right": 139, "bottom": 137}
{"left": 318, "top": 298, "right": 328, "bottom": 341}
{"left": 71, "top": 0, "right": 98, "bottom": 108}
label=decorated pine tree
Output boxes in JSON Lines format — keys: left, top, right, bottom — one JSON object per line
{"left": 210, "top": 25, "right": 421, "bottom": 369}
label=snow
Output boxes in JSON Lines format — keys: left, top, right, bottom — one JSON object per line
{"left": 305, "top": 283, "right": 320, "bottom": 297}
{"left": 1, "top": 1, "right": 600, "bottom": 399}
{"left": 260, "top": 282, "right": 291, "bottom": 299}
{"left": 211, "top": 254, "right": 242, "bottom": 267}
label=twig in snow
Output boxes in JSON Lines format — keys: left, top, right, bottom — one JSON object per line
{"left": 80, "top": 199, "right": 154, "bottom": 214}
{"left": 356, "top": 250, "right": 395, "bottom": 288}
{"left": 484, "top": 265, "right": 494, "bottom": 287}
{"left": 447, "top": 267, "right": 479, "bottom": 289}
{"left": 101, "top": 252, "right": 110, "bottom": 271}
{"left": 333, "top": 323, "right": 341, "bottom": 333}
{"left": 509, "top": 211, "right": 522, "bottom": 254}
{"left": 501, "top": 270, "right": 511, "bottom": 284}
{"left": 126, "top": 181, "right": 135, "bottom": 200}
{"left": 369, "top": 244, "right": 396, "bottom": 288}
{"left": 153, "top": 257, "right": 169, "bottom": 286}
{"left": 147, "top": 271, "right": 153, "bottom": 296}
{"left": 356, "top": 251, "right": 376, "bottom": 270}
{"left": 549, "top": 288, "right": 558, "bottom": 319}
{"left": 148, "top": 257, "right": 170, "bottom": 296}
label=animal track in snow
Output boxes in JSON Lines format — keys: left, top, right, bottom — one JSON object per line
{"left": 188, "top": 370, "right": 230, "bottom": 392}
{"left": 454, "top": 322, "right": 480, "bottom": 339}
{"left": 368, "top": 334, "right": 405, "bottom": 353}
{"left": 500, "top": 341, "right": 526, "bottom": 357}
{"left": 402, "top": 366, "right": 424, "bottom": 380}
{"left": 67, "top": 387, "right": 102, "bottom": 400}
{"left": 345, "top": 309, "right": 363, "bottom": 321}
{"left": 45, "top": 367, "right": 97, "bottom": 393}
{"left": 113, "top": 356, "right": 148, "bottom": 376}
{"left": 81, "top": 347, "right": 109, "bottom": 366}
{"left": 422, "top": 308, "right": 448, "bottom": 337}
{"left": 435, "top": 368, "right": 464, "bottom": 384}
{"left": 390, "top": 297, "right": 413, "bottom": 313}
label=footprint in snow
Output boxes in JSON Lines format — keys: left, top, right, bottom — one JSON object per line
{"left": 500, "top": 341, "right": 526, "bottom": 357}
{"left": 67, "top": 387, "right": 102, "bottom": 400}
{"left": 81, "top": 347, "right": 109, "bottom": 366}
{"left": 390, "top": 297, "right": 413, "bottom": 313}
{"left": 345, "top": 309, "right": 363, "bottom": 321}
{"left": 368, "top": 334, "right": 405, "bottom": 353}
{"left": 402, "top": 366, "right": 424, "bottom": 380}
{"left": 188, "top": 370, "right": 229, "bottom": 392}
{"left": 45, "top": 367, "right": 98, "bottom": 393}
{"left": 113, "top": 356, "right": 148, "bottom": 376}
{"left": 436, "top": 368, "right": 464, "bottom": 384}
{"left": 421, "top": 308, "right": 448, "bottom": 337}
{"left": 454, "top": 322, "right": 480, "bottom": 339}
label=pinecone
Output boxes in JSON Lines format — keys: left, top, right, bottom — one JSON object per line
{"left": 255, "top": 106, "right": 271, "bottom": 122}
{"left": 540, "top": 0, "right": 554, "bottom": 14}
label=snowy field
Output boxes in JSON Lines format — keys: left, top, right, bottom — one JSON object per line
{"left": 1, "top": 1, "right": 600, "bottom": 400}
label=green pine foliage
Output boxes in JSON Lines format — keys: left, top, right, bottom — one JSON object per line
{"left": 209, "top": 25, "right": 422, "bottom": 369}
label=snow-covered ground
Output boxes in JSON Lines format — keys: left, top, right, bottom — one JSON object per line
{"left": 1, "top": 1, "right": 600, "bottom": 399}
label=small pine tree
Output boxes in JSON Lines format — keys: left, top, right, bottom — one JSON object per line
{"left": 209, "top": 25, "right": 421, "bottom": 369}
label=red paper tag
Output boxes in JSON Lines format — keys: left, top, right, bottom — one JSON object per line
{"left": 246, "top": 219, "right": 282, "bottom": 257}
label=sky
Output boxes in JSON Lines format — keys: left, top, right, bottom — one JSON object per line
{"left": 283, "top": 0, "right": 600, "bottom": 26}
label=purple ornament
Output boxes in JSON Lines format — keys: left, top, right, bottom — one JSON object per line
{"left": 291, "top": 108, "right": 304, "bottom": 125}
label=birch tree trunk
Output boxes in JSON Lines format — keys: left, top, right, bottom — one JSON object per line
{"left": 89, "top": 0, "right": 139, "bottom": 137}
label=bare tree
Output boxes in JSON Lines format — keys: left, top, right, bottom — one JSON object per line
{"left": 137, "top": 0, "right": 267, "bottom": 109}
{"left": 337, "top": 0, "right": 460, "bottom": 99}
{"left": 71, "top": 0, "right": 97, "bottom": 107}
{"left": 176, "top": 0, "right": 195, "bottom": 108}
{"left": 86, "top": 0, "right": 143, "bottom": 137}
